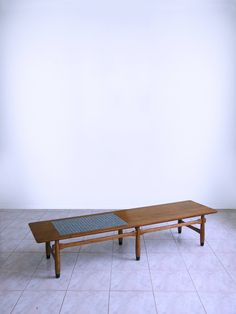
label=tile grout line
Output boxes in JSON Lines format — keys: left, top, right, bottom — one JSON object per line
{"left": 10, "top": 290, "right": 25, "bottom": 313}
{"left": 206, "top": 239, "right": 236, "bottom": 286}
{"left": 172, "top": 225, "right": 207, "bottom": 314}
{"left": 59, "top": 251, "right": 81, "bottom": 313}
{"left": 1, "top": 208, "right": 45, "bottom": 314}
{"left": 108, "top": 237, "right": 114, "bottom": 314}
{"left": 10, "top": 252, "right": 45, "bottom": 313}
{"left": 143, "top": 234, "right": 159, "bottom": 314}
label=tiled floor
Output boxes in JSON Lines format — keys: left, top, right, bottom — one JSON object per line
{"left": 0, "top": 208, "right": 236, "bottom": 313}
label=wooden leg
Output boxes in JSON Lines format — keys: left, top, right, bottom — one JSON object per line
{"left": 54, "top": 240, "right": 60, "bottom": 278}
{"left": 200, "top": 215, "right": 205, "bottom": 246}
{"left": 118, "top": 229, "right": 123, "bottom": 245}
{"left": 135, "top": 227, "right": 141, "bottom": 261}
{"left": 178, "top": 219, "right": 182, "bottom": 234}
{"left": 46, "top": 242, "right": 50, "bottom": 259}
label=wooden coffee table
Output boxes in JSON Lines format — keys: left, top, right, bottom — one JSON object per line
{"left": 29, "top": 200, "right": 217, "bottom": 278}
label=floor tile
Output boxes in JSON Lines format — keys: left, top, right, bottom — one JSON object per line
{"left": 199, "top": 292, "right": 236, "bottom": 314}
{"left": 208, "top": 237, "right": 236, "bottom": 253}
{"left": 217, "top": 253, "right": 236, "bottom": 271}
{"left": 147, "top": 252, "right": 185, "bottom": 271}
{"left": 145, "top": 239, "right": 178, "bottom": 253}
{"left": 36, "top": 252, "right": 78, "bottom": 272}
{"left": 112, "top": 253, "right": 149, "bottom": 271}
{"left": 205, "top": 226, "right": 231, "bottom": 240}
{"left": 0, "top": 239, "right": 22, "bottom": 252}
{"left": 68, "top": 270, "right": 110, "bottom": 290}
{"left": 60, "top": 291, "right": 109, "bottom": 314}
{"left": 0, "top": 212, "right": 22, "bottom": 220}
{"left": 12, "top": 290, "right": 65, "bottom": 314}
{"left": 27, "top": 253, "right": 78, "bottom": 290}
{"left": 228, "top": 271, "right": 236, "bottom": 284}
{"left": 14, "top": 239, "right": 45, "bottom": 253}
{"left": 182, "top": 251, "right": 223, "bottom": 271}
{"left": 154, "top": 291, "right": 205, "bottom": 314}
{"left": 113, "top": 237, "right": 145, "bottom": 254}
{"left": 171, "top": 227, "right": 198, "bottom": 240}
{"left": 0, "top": 252, "right": 11, "bottom": 264}
{"left": 190, "top": 269, "right": 236, "bottom": 292}
{"left": 74, "top": 253, "right": 112, "bottom": 271}
{"left": 69, "top": 209, "right": 92, "bottom": 216}
{"left": 0, "top": 208, "right": 236, "bottom": 314}
{"left": 59, "top": 239, "right": 81, "bottom": 253}
{"left": 0, "top": 225, "right": 29, "bottom": 239}
{"left": 0, "top": 271, "right": 33, "bottom": 290}
{"left": 1, "top": 252, "right": 43, "bottom": 274}
{"left": 26, "top": 270, "right": 72, "bottom": 291}
{"left": 0, "top": 291, "right": 22, "bottom": 314}
{"left": 80, "top": 241, "right": 113, "bottom": 253}
{"left": 41, "top": 211, "right": 72, "bottom": 220}
{"left": 111, "top": 270, "right": 152, "bottom": 291}
{"left": 175, "top": 239, "right": 211, "bottom": 252}
{"left": 109, "top": 291, "right": 156, "bottom": 314}
{"left": 0, "top": 219, "right": 14, "bottom": 232}
{"left": 23, "top": 231, "right": 35, "bottom": 240}
{"left": 16, "top": 211, "right": 45, "bottom": 220}
{"left": 151, "top": 270, "right": 195, "bottom": 292}
{"left": 143, "top": 229, "right": 173, "bottom": 240}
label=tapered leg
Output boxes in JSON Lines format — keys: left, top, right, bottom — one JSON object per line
{"left": 178, "top": 220, "right": 182, "bottom": 234}
{"left": 54, "top": 240, "right": 60, "bottom": 278}
{"left": 118, "top": 229, "right": 123, "bottom": 245}
{"left": 46, "top": 242, "right": 50, "bottom": 259}
{"left": 200, "top": 215, "right": 205, "bottom": 246}
{"left": 135, "top": 227, "right": 141, "bottom": 261}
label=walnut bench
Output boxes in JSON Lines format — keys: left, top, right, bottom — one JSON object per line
{"left": 29, "top": 200, "right": 217, "bottom": 278}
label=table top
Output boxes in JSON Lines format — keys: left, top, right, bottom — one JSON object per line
{"left": 29, "top": 200, "right": 217, "bottom": 243}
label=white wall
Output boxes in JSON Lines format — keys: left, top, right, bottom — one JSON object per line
{"left": 0, "top": 0, "right": 235, "bottom": 209}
